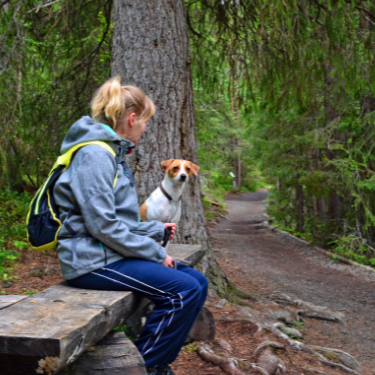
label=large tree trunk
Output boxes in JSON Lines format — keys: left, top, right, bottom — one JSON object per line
{"left": 111, "top": 0, "right": 226, "bottom": 289}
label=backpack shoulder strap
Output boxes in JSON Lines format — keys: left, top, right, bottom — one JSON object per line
{"left": 54, "top": 141, "right": 116, "bottom": 172}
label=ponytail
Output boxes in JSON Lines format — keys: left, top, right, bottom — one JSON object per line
{"left": 91, "top": 76, "right": 155, "bottom": 129}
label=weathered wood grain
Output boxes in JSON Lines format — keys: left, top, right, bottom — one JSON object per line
{"left": 64, "top": 332, "right": 147, "bottom": 375}
{"left": 168, "top": 244, "right": 205, "bottom": 266}
{"left": 0, "top": 244, "right": 205, "bottom": 375}
{"left": 0, "top": 285, "right": 137, "bottom": 374}
{"left": 0, "top": 295, "right": 28, "bottom": 310}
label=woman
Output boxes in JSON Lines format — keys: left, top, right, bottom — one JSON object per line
{"left": 54, "top": 76, "right": 208, "bottom": 375}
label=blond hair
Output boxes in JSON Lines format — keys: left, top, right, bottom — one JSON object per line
{"left": 91, "top": 76, "right": 155, "bottom": 128}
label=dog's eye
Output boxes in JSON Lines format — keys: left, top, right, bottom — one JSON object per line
{"left": 173, "top": 166, "right": 179, "bottom": 171}
{"left": 186, "top": 168, "right": 191, "bottom": 172}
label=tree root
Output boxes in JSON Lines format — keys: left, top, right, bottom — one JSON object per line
{"left": 257, "top": 349, "right": 286, "bottom": 374}
{"left": 268, "top": 293, "right": 345, "bottom": 323}
{"left": 284, "top": 307, "right": 305, "bottom": 322}
{"left": 266, "top": 309, "right": 295, "bottom": 325}
{"left": 245, "top": 362, "right": 269, "bottom": 375}
{"left": 216, "top": 308, "right": 360, "bottom": 375}
{"left": 197, "top": 342, "right": 283, "bottom": 375}
{"left": 216, "top": 316, "right": 359, "bottom": 374}
{"left": 310, "top": 345, "right": 359, "bottom": 371}
{"left": 216, "top": 338, "right": 233, "bottom": 352}
{"left": 273, "top": 322, "right": 303, "bottom": 339}
{"left": 261, "top": 323, "right": 360, "bottom": 375}
{"left": 317, "top": 359, "right": 360, "bottom": 375}
{"left": 196, "top": 344, "right": 246, "bottom": 375}
{"left": 253, "top": 341, "right": 285, "bottom": 357}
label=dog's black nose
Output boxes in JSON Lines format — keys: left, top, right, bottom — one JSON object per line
{"left": 180, "top": 174, "right": 187, "bottom": 181}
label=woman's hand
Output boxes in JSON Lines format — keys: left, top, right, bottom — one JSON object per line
{"left": 162, "top": 224, "right": 176, "bottom": 268}
{"left": 162, "top": 254, "right": 175, "bottom": 268}
{"left": 163, "top": 223, "right": 177, "bottom": 241}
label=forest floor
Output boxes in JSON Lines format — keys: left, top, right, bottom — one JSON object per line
{"left": 173, "top": 191, "right": 375, "bottom": 375}
{"left": 3, "top": 191, "right": 375, "bottom": 374}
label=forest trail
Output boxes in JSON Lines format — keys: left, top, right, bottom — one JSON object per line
{"left": 212, "top": 191, "right": 375, "bottom": 373}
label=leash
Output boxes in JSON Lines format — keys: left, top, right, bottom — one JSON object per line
{"left": 162, "top": 227, "right": 172, "bottom": 247}
{"left": 160, "top": 182, "right": 181, "bottom": 247}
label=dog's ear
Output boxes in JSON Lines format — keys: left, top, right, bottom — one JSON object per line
{"left": 188, "top": 162, "right": 200, "bottom": 176}
{"left": 160, "top": 159, "right": 175, "bottom": 173}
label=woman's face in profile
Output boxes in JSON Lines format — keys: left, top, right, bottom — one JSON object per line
{"left": 131, "top": 120, "right": 147, "bottom": 146}
{"left": 115, "top": 112, "right": 147, "bottom": 146}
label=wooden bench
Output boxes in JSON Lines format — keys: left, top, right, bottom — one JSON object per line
{"left": 64, "top": 331, "right": 146, "bottom": 375}
{"left": 0, "top": 244, "right": 205, "bottom": 375}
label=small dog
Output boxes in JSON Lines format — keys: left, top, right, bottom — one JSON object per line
{"left": 139, "top": 159, "right": 199, "bottom": 224}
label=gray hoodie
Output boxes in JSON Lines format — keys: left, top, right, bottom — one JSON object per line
{"left": 54, "top": 116, "right": 166, "bottom": 280}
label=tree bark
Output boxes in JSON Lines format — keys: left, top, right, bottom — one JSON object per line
{"left": 295, "top": 182, "right": 304, "bottom": 233}
{"left": 111, "top": 0, "right": 225, "bottom": 285}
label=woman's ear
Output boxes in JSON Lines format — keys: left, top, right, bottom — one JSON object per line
{"left": 127, "top": 112, "right": 136, "bottom": 128}
{"left": 188, "top": 162, "right": 200, "bottom": 176}
{"left": 160, "top": 159, "right": 175, "bottom": 173}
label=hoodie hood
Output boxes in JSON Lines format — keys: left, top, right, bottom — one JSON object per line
{"left": 61, "top": 116, "right": 135, "bottom": 156}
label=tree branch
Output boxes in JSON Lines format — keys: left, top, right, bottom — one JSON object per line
{"left": 28, "top": 0, "right": 61, "bottom": 13}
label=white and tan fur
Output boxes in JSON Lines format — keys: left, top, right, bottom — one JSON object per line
{"left": 139, "top": 159, "right": 199, "bottom": 224}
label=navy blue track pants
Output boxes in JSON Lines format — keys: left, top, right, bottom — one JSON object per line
{"left": 67, "top": 258, "right": 208, "bottom": 368}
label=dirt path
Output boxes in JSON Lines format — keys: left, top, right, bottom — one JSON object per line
{"left": 210, "top": 191, "right": 375, "bottom": 373}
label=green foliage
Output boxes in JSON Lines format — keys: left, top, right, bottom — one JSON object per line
{"left": 330, "top": 235, "right": 375, "bottom": 267}
{"left": 294, "top": 321, "right": 305, "bottom": 331}
{"left": 0, "top": 0, "right": 113, "bottom": 190}
{"left": 188, "top": 0, "right": 375, "bottom": 266}
{"left": 0, "top": 189, "right": 30, "bottom": 241}
{"left": 194, "top": 88, "right": 264, "bottom": 196}
{"left": 0, "top": 245, "right": 20, "bottom": 282}
{"left": 0, "top": 189, "right": 30, "bottom": 281}
{"left": 184, "top": 342, "right": 199, "bottom": 353}
{"left": 13, "top": 241, "right": 28, "bottom": 250}
{"left": 21, "top": 289, "right": 39, "bottom": 295}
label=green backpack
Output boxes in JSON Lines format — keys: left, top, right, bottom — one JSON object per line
{"left": 26, "top": 141, "right": 117, "bottom": 251}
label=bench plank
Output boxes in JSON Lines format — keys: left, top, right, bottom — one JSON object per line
{"left": 0, "top": 295, "right": 28, "bottom": 310}
{"left": 64, "top": 332, "right": 146, "bottom": 374}
{"left": 168, "top": 244, "right": 205, "bottom": 266}
{"left": 0, "top": 244, "right": 205, "bottom": 375}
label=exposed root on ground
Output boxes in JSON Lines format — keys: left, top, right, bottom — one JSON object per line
{"left": 253, "top": 341, "right": 285, "bottom": 358}
{"left": 310, "top": 346, "right": 360, "bottom": 373}
{"left": 262, "top": 322, "right": 359, "bottom": 375}
{"left": 197, "top": 343, "right": 246, "bottom": 375}
{"left": 256, "top": 349, "right": 285, "bottom": 375}
{"left": 197, "top": 342, "right": 285, "bottom": 375}
{"left": 273, "top": 322, "right": 303, "bottom": 339}
{"left": 268, "top": 292, "right": 345, "bottom": 323}
{"left": 216, "top": 338, "right": 234, "bottom": 352}
{"left": 212, "top": 311, "right": 359, "bottom": 375}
